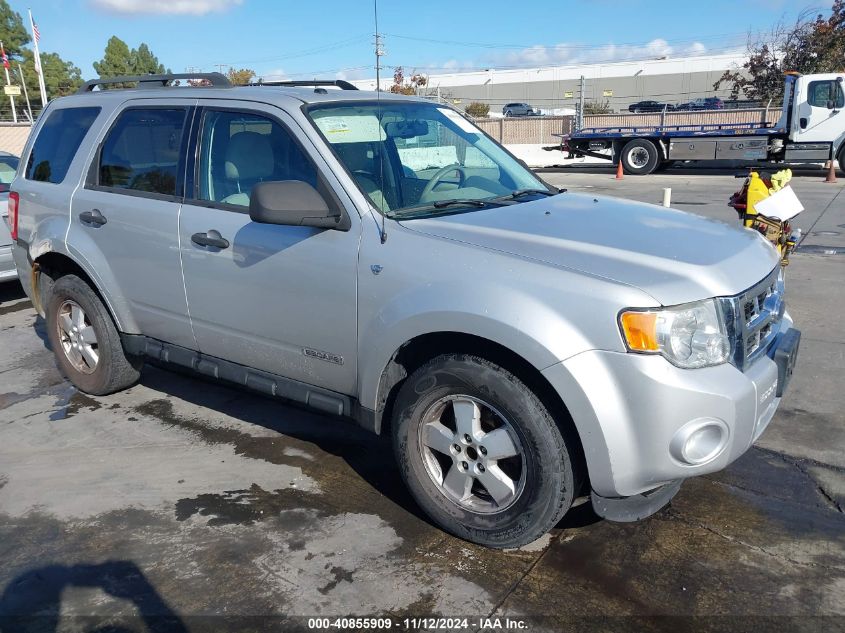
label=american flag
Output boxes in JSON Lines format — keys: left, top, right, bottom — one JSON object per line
{"left": 32, "top": 21, "right": 40, "bottom": 43}
{"left": 1, "top": 45, "right": 8, "bottom": 70}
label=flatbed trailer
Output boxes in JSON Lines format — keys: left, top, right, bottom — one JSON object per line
{"left": 561, "top": 72, "right": 845, "bottom": 175}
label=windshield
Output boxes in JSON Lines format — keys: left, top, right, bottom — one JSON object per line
{"left": 306, "top": 101, "right": 549, "bottom": 218}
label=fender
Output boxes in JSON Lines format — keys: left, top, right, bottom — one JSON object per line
{"left": 356, "top": 279, "right": 632, "bottom": 412}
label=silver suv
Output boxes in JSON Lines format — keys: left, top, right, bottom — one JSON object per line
{"left": 9, "top": 73, "right": 801, "bottom": 548}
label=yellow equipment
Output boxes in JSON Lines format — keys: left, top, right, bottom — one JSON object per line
{"left": 728, "top": 170, "right": 800, "bottom": 266}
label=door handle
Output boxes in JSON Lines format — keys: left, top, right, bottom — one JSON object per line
{"left": 191, "top": 229, "right": 229, "bottom": 249}
{"left": 79, "top": 209, "right": 107, "bottom": 226}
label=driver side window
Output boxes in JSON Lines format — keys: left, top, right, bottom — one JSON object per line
{"left": 808, "top": 80, "right": 845, "bottom": 109}
{"left": 197, "top": 110, "right": 317, "bottom": 208}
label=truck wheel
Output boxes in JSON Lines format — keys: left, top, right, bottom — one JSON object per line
{"left": 46, "top": 274, "right": 142, "bottom": 396}
{"left": 392, "top": 354, "right": 579, "bottom": 548}
{"left": 620, "top": 139, "right": 659, "bottom": 175}
{"left": 838, "top": 146, "right": 845, "bottom": 176}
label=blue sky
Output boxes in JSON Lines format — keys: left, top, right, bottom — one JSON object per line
{"left": 22, "top": 0, "right": 816, "bottom": 81}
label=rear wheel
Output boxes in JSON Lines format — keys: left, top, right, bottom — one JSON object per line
{"left": 46, "top": 274, "right": 142, "bottom": 395}
{"left": 392, "top": 354, "right": 579, "bottom": 548}
{"left": 620, "top": 139, "right": 660, "bottom": 175}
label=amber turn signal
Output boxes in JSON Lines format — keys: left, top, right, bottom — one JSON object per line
{"left": 620, "top": 311, "right": 659, "bottom": 351}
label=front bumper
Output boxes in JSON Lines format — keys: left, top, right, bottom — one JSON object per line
{"left": 542, "top": 312, "right": 797, "bottom": 507}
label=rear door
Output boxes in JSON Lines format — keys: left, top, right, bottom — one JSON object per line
{"left": 178, "top": 101, "right": 359, "bottom": 395}
{"left": 69, "top": 99, "right": 197, "bottom": 348}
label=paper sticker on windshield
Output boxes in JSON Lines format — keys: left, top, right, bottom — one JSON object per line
{"left": 313, "top": 114, "right": 385, "bottom": 143}
{"left": 316, "top": 117, "right": 350, "bottom": 135}
{"left": 438, "top": 108, "right": 479, "bottom": 134}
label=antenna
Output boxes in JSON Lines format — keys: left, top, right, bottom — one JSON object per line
{"left": 374, "top": 0, "right": 387, "bottom": 243}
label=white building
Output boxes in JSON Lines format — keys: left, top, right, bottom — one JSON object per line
{"left": 352, "top": 52, "right": 749, "bottom": 114}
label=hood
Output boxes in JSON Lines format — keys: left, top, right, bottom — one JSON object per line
{"left": 399, "top": 193, "right": 779, "bottom": 306}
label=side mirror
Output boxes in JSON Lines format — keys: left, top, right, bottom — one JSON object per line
{"left": 249, "top": 181, "right": 347, "bottom": 230}
{"left": 827, "top": 99, "right": 836, "bottom": 110}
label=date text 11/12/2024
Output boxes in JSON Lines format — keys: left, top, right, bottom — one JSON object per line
{"left": 306, "top": 616, "right": 529, "bottom": 630}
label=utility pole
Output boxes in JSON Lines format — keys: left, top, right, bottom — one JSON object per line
{"left": 373, "top": 0, "right": 384, "bottom": 91}
{"left": 577, "top": 75, "right": 585, "bottom": 131}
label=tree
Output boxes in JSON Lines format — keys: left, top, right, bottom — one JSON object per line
{"left": 0, "top": 0, "right": 30, "bottom": 58}
{"left": 390, "top": 66, "right": 426, "bottom": 95}
{"left": 226, "top": 67, "right": 255, "bottom": 85}
{"left": 93, "top": 36, "right": 171, "bottom": 85}
{"left": 583, "top": 99, "right": 613, "bottom": 114}
{"left": 715, "top": 1, "right": 845, "bottom": 103}
{"left": 93, "top": 36, "right": 133, "bottom": 79}
{"left": 21, "top": 49, "right": 82, "bottom": 101}
{"left": 464, "top": 102, "right": 489, "bottom": 118}
{"left": 131, "top": 43, "right": 166, "bottom": 75}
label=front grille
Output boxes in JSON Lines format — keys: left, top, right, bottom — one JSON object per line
{"left": 722, "top": 267, "right": 784, "bottom": 370}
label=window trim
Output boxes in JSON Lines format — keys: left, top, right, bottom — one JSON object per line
{"left": 24, "top": 105, "right": 102, "bottom": 186}
{"left": 186, "top": 105, "right": 343, "bottom": 218}
{"left": 85, "top": 104, "right": 194, "bottom": 203}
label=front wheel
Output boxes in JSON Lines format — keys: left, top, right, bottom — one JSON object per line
{"left": 392, "top": 354, "right": 579, "bottom": 548}
{"left": 620, "top": 139, "right": 660, "bottom": 175}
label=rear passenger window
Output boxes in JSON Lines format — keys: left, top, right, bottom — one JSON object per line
{"left": 99, "top": 108, "right": 187, "bottom": 196}
{"left": 26, "top": 107, "right": 100, "bottom": 184}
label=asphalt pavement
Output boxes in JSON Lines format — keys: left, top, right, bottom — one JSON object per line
{"left": 1, "top": 168, "right": 844, "bottom": 632}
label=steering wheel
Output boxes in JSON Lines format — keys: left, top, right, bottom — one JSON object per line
{"left": 420, "top": 164, "right": 468, "bottom": 200}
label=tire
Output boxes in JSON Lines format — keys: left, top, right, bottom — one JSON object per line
{"left": 46, "top": 274, "right": 142, "bottom": 395}
{"left": 392, "top": 354, "right": 579, "bottom": 548}
{"left": 838, "top": 145, "right": 845, "bottom": 177}
{"left": 620, "top": 139, "right": 660, "bottom": 175}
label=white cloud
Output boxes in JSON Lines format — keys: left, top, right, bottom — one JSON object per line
{"left": 497, "top": 38, "right": 710, "bottom": 67}
{"left": 90, "top": 0, "right": 243, "bottom": 15}
{"left": 259, "top": 68, "right": 288, "bottom": 81}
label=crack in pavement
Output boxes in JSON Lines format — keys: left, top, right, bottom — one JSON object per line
{"left": 476, "top": 532, "right": 563, "bottom": 630}
{"left": 665, "top": 508, "right": 844, "bottom": 573}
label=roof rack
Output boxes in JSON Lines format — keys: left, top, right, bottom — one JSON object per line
{"left": 250, "top": 79, "right": 359, "bottom": 91}
{"left": 77, "top": 72, "right": 232, "bottom": 94}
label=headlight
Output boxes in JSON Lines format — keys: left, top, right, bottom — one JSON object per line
{"left": 619, "top": 299, "right": 730, "bottom": 368}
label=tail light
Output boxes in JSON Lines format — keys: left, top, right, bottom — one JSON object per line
{"left": 8, "top": 191, "right": 19, "bottom": 241}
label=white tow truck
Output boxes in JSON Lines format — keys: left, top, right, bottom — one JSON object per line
{"left": 563, "top": 72, "right": 845, "bottom": 175}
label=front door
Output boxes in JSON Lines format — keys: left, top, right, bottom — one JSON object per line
{"left": 178, "top": 102, "right": 359, "bottom": 395}
{"left": 69, "top": 100, "right": 196, "bottom": 348}
{"left": 792, "top": 74, "right": 845, "bottom": 150}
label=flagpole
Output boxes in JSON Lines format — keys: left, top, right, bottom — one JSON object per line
{"left": 28, "top": 9, "right": 47, "bottom": 107}
{"left": 16, "top": 63, "right": 33, "bottom": 123}
{"left": 0, "top": 41, "right": 17, "bottom": 123}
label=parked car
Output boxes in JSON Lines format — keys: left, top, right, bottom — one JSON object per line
{"left": 10, "top": 73, "right": 800, "bottom": 549}
{"left": 628, "top": 100, "right": 672, "bottom": 113}
{"left": 674, "top": 97, "right": 725, "bottom": 111}
{"left": 502, "top": 102, "right": 537, "bottom": 116}
{"left": 0, "top": 151, "right": 20, "bottom": 282}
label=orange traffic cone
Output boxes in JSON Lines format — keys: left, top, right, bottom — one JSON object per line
{"left": 615, "top": 161, "right": 624, "bottom": 180}
{"left": 825, "top": 159, "right": 837, "bottom": 183}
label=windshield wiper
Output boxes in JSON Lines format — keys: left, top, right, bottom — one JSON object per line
{"left": 386, "top": 198, "right": 493, "bottom": 219}
{"left": 432, "top": 198, "right": 490, "bottom": 209}
{"left": 507, "top": 188, "right": 557, "bottom": 199}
